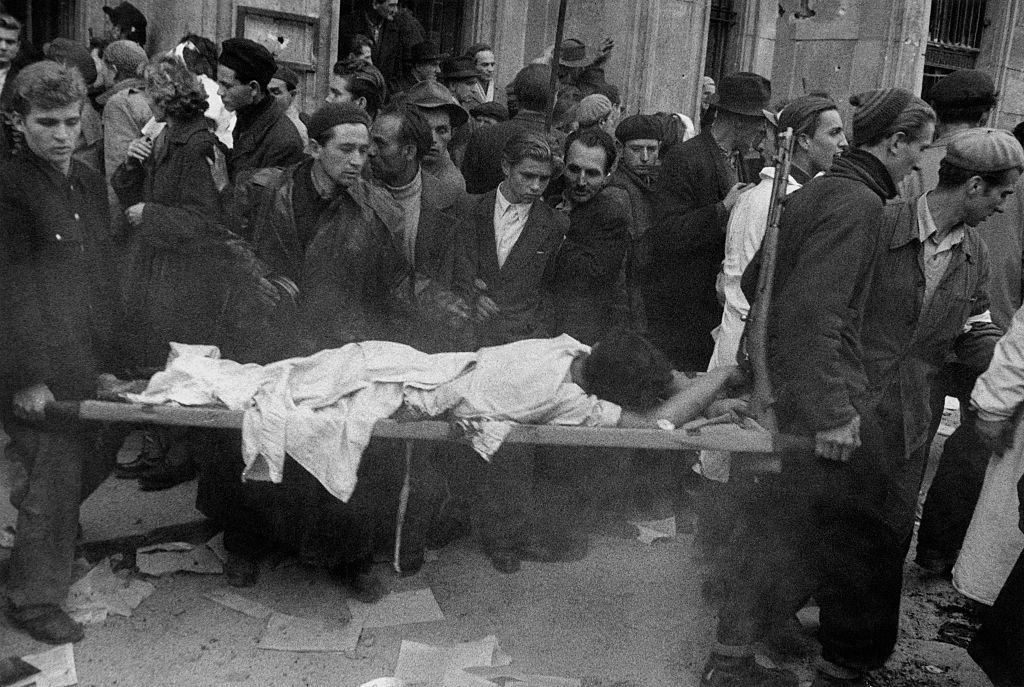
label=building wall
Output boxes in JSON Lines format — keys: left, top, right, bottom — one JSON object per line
{"left": 977, "top": 0, "right": 1024, "bottom": 129}
{"left": 771, "top": 0, "right": 929, "bottom": 122}
{"left": 466, "top": 0, "right": 711, "bottom": 119}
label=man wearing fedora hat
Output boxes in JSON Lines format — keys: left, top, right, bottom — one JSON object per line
{"left": 392, "top": 40, "right": 443, "bottom": 94}
{"left": 645, "top": 72, "right": 770, "bottom": 373}
{"left": 339, "top": 0, "right": 425, "bottom": 91}
{"left": 441, "top": 56, "right": 486, "bottom": 109}
{"left": 402, "top": 79, "right": 469, "bottom": 192}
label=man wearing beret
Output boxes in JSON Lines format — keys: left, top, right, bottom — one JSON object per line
{"left": 217, "top": 38, "right": 305, "bottom": 180}
{"left": 645, "top": 72, "right": 771, "bottom": 373}
{"left": 906, "top": 70, "right": 1022, "bottom": 576}
{"left": 608, "top": 113, "right": 662, "bottom": 333}
{"left": 702, "top": 90, "right": 937, "bottom": 687}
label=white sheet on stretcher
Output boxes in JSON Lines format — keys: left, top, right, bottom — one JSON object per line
{"left": 126, "top": 336, "right": 620, "bottom": 501}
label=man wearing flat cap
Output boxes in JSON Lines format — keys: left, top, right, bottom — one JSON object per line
{"left": 645, "top": 71, "right": 771, "bottom": 373}
{"left": 217, "top": 38, "right": 305, "bottom": 180}
{"left": 905, "top": 70, "right": 1024, "bottom": 577}
{"left": 401, "top": 79, "right": 469, "bottom": 191}
{"left": 441, "top": 56, "right": 486, "bottom": 109}
{"left": 854, "top": 126, "right": 1022, "bottom": 659}
{"left": 701, "top": 89, "right": 938, "bottom": 687}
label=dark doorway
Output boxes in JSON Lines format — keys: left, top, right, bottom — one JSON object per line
{"left": 1, "top": 0, "right": 77, "bottom": 47}
{"left": 339, "top": 0, "right": 464, "bottom": 57}
{"left": 705, "top": 0, "right": 736, "bottom": 83}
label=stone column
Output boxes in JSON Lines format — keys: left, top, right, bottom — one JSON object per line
{"left": 771, "top": 0, "right": 930, "bottom": 107}
{"left": 735, "top": 0, "right": 778, "bottom": 78}
{"left": 975, "top": 0, "right": 1023, "bottom": 128}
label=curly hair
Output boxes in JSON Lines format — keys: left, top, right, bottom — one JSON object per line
{"left": 143, "top": 55, "right": 208, "bottom": 122}
{"left": 10, "top": 60, "right": 86, "bottom": 116}
{"left": 581, "top": 329, "right": 674, "bottom": 413}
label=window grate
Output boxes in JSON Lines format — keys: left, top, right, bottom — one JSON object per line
{"left": 928, "top": 0, "right": 986, "bottom": 52}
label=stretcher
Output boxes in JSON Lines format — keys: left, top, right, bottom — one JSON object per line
{"left": 47, "top": 399, "right": 812, "bottom": 573}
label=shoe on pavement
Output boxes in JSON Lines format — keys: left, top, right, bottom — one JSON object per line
{"left": 224, "top": 552, "right": 259, "bottom": 587}
{"left": 483, "top": 540, "right": 521, "bottom": 574}
{"left": 700, "top": 654, "right": 799, "bottom": 687}
{"left": 765, "top": 614, "right": 818, "bottom": 658}
{"left": 5, "top": 603, "right": 84, "bottom": 644}
{"left": 115, "top": 431, "right": 166, "bottom": 479}
{"left": 137, "top": 439, "right": 197, "bottom": 491}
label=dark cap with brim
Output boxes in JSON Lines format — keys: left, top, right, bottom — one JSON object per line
{"left": 714, "top": 72, "right": 772, "bottom": 119}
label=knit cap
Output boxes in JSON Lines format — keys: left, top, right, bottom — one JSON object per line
{"left": 576, "top": 93, "right": 614, "bottom": 128}
{"left": 848, "top": 88, "right": 914, "bottom": 146}
{"left": 615, "top": 114, "right": 663, "bottom": 143}
{"left": 104, "top": 39, "right": 147, "bottom": 79}
{"left": 945, "top": 127, "right": 1024, "bottom": 172}
{"left": 307, "top": 102, "right": 371, "bottom": 141}
{"left": 929, "top": 69, "right": 996, "bottom": 108}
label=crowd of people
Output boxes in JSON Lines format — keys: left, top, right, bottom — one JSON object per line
{"left": 1, "top": 2, "right": 1023, "bottom": 686}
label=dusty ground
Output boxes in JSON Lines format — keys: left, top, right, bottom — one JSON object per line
{"left": 0, "top": 420, "right": 994, "bottom": 687}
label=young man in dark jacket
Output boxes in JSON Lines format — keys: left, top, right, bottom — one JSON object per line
{"left": 338, "top": 0, "right": 425, "bottom": 91}
{"left": 1, "top": 61, "right": 122, "bottom": 644}
{"left": 701, "top": 90, "right": 936, "bottom": 687}
{"left": 217, "top": 38, "right": 305, "bottom": 180}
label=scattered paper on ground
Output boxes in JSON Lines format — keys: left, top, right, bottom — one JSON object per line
{"left": 136, "top": 541, "right": 223, "bottom": 576}
{"left": 22, "top": 643, "right": 78, "bottom": 687}
{"left": 463, "top": 666, "right": 581, "bottom": 687}
{"left": 348, "top": 588, "right": 444, "bottom": 628}
{"left": 205, "top": 532, "right": 228, "bottom": 563}
{"left": 64, "top": 557, "right": 155, "bottom": 624}
{"left": 257, "top": 612, "right": 362, "bottom": 653}
{"left": 204, "top": 589, "right": 273, "bottom": 620}
{"left": 628, "top": 516, "right": 676, "bottom": 544}
{"left": 394, "top": 635, "right": 510, "bottom": 685}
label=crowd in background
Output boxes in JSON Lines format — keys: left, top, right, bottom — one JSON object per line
{"left": 1, "top": 2, "right": 1024, "bottom": 686}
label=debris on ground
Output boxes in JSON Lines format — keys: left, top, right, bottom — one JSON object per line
{"left": 136, "top": 541, "right": 223, "bottom": 576}
{"left": 627, "top": 516, "right": 676, "bottom": 545}
{"left": 0, "top": 525, "right": 14, "bottom": 549}
{"left": 257, "top": 611, "right": 362, "bottom": 653}
{"left": 348, "top": 588, "right": 445, "bottom": 628}
{"left": 64, "top": 556, "right": 154, "bottom": 624}
{"left": 21, "top": 643, "right": 78, "bottom": 687}
{"left": 394, "top": 635, "right": 511, "bottom": 685}
{"left": 204, "top": 588, "right": 273, "bottom": 620}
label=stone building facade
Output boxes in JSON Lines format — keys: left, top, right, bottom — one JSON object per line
{"left": 7, "top": 0, "right": 1024, "bottom": 128}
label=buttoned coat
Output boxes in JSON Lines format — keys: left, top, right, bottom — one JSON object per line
{"left": 454, "top": 189, "right": 568, "bottom": 347}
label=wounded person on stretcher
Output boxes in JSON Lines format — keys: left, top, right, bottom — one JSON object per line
{"left": 397, "top": 329, "right": 747, "bottom": 431}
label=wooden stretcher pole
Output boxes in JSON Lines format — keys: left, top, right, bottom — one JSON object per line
{"left": 544, "top": 0, "right": 570, "bottom": 132}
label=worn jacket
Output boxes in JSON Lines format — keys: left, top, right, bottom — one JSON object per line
{"left": 114, "top": 116, "right": 253, "bottom": 367}
{"left": 864, "top": 197, "right": 997, "bottom": 457}
{"left": 767, "top": 148, "right": 898, "bottom": 434}
{"left": 548, "top": 185, "right": 629, "bottom": 344}
{"left": 0, "top": 151, "right": 120, "bottom": 401}
{"left": 645, "top": 130, "right": 737, "bottom": 370}
{"left": 454, "top": 189, "right": 568, "bottom": 347}
{"left": 229, "top": 96, "right": 306, "bottom": 181}
{"left": 242, "top": 161, "right": 469, "bottom": 358}
{"left": 608, "top": 163, "right": 657, "bottom": 333}
{"left": 384, "top": 168, "right": 468, "bottom": 352}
